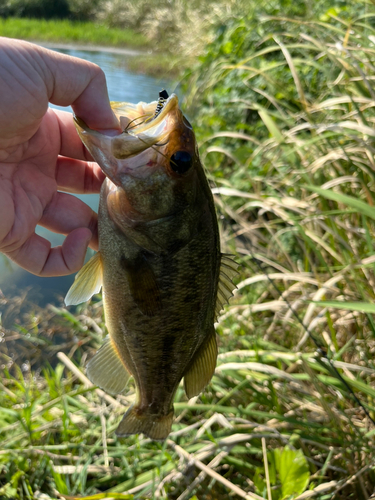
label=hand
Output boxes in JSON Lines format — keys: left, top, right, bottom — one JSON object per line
{"left": 0, "top": 37, "right": 120, "bottom": 277}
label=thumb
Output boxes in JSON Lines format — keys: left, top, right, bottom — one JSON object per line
{"left": 38, "top": 43, "right": 121, "bottom": 131}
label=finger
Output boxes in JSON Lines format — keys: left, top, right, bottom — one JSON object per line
{"left": 6, "top": 228, "right": 91, "bottom": 277}
{"left": 40, "top": 191, "right": 99, "bottom": 250}
{"left": 0, "top": 39, "right": 120, "bottom": 146}
{"left": 56, "top": 155, "right": 105, "bottom": 194}
{"left": 38, "top": 44, "right": 121, "bottom": 131}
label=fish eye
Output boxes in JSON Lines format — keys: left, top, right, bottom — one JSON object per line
{"left": 170, "top": 151, "right": 193, "bottom": 174}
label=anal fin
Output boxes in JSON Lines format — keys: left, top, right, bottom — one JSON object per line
{"left": 65, "top": 252, "right": 102, "bottom": 306}
{"left": 184, "top": 329, "right": 218, "bottom": 399}
{"left": 87, "top": 336, "right": 131, "bottom": 395}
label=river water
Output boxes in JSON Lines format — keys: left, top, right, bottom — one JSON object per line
{"left": 0, "top": 46, "right": 175, "bottom": 305}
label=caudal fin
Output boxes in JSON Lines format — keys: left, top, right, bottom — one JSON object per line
{"left": 116, "top": 406, "right": 174, "bottom": 440}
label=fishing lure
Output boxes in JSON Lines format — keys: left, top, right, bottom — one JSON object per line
{"left": 154, "top": 89, "right": 169, "bottom": 118}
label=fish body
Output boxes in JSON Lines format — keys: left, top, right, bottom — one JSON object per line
{"left": 65, "top": 92, "right": 237, "bottom": 439}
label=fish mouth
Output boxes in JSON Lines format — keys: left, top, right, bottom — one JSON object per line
{"left": 110, "top": 93, "right": 179, "bottom": 160}
{"left": 124, "top": 92, "right": 179, "bottom": 136}
{"left": 73, "top": 92, "right": 184, "bottom": 183}
{"left": 74, "top": 93, "right": 179, "bottom": 154}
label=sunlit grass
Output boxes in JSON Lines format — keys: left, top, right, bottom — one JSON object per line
{"left": 0, "top": 17, "right": 148, "bottom": 48}
{"left": 2, "top": 3, "right": 375, "bottom": 499}
{"left": 184, "top": 7, "right": 375, "bottom": 497}
{"left": 3, "top": 294, "right": 371, "bottom": 499}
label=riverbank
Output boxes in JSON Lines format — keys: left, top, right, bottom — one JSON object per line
{"left": 0, "top": 17, "right": 148, "bottom": 47}
{"left": 36, "top": 41, "right": 143, "bottom": 56}
{"left": 0, "top": 17, "right": 183, "bottom": 77}
{"left": 1, "top": 3, "right": 374, "bottom": 498}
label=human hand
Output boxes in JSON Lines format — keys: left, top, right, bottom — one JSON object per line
{"left": 0, "top": 37, "right": 120, "bottom": 277}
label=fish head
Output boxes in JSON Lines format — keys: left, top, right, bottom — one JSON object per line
{"left": 74, "top": 92, "right": 202, "bottom": 223}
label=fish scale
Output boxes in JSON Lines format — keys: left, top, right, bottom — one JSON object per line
{"left": 65, "top": 92, "right": 237, "bottom": 439}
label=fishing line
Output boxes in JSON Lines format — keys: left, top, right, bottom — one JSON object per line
{"left": 129, "top": 134, "right": 176, "bottom": 167}
{"left": 240, "top": 234, "right": 375, "bottom": 426}
{"left": 124, "top": 114, "right": 153, "bottom": 132}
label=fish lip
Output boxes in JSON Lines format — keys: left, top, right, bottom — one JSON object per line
{"left": 74, "top": 94, "right": 179, "bottom": 163}
{"left": 73, "top": 94, "right": 187, "bottom": 181}
{"left": 74, "top": 93, "right": 179, "bottom": 141}
{"left": 110, "top": 95, "right": 180, "bottom": 162}
{"left": 126, "top": 94, "right": 179, "bottom": 137}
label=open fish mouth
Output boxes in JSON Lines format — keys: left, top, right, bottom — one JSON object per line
{"left": 110, "top": 91, "right": 179, "bottom": 160}
{"left": 123, "top": 90, "right": 177, "bottom": 136}
{"left": 73, "top": 91, "right": 180, "bottom": 180}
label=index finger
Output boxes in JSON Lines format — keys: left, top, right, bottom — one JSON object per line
{"left": 5, "top": 228, "right": 92, "bottom": 277}
{"left": 56, "top": 156, "right": 105, "bottom": 194}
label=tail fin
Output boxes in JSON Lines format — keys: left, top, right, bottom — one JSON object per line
{"left": 116, "top": 406, "right": 174, "bottom": 440}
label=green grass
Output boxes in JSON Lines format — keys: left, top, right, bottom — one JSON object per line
{"left": 2, "top": 2, "right": 375, "bottom": 499}
{"left": 0, "top": 17, "right": 148, "bottom": 48}
{"left": 125, "top": 53, "right": 183, "bottom": 79}
{"left": 2, "top": 295, "right": 371, "bottom": 500}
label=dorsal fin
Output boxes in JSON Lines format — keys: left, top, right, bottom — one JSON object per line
{"left": 215, "top": 254, "right": 239, "bottom": 319}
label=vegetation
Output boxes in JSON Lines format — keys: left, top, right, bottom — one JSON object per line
{"left": 2, "top": 0, "right": 375, "bottom": 498}
{"left": 0, "top": 0, "right": 101, "bottom": 21}
{"left": 0, "top": 17, "right": 148, "bottom": 48}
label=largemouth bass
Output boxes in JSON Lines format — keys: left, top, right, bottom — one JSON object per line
{"left": 65, "top": 91, "right": 237, "bottom": 440}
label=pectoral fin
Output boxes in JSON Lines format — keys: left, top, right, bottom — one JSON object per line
{"left": 184, "top": 329, "right": 218, "bottom": 399}
{"left": 120, "top": 253, "right": 162, "bottom": 317}
{"left": 65, "top": 252, "right": 103, "bottom": 306}
{"left": 87, "top": 336, "right": 131, "bottom": 395}
{"left": 215, "top": 254, "right": 239, "bottom": 319}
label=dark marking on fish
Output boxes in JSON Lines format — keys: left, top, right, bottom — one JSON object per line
{"left": 162, "top": 334, "right": 177, "bottom": 362}
{"left": 120, "top": 252, "right": 163, "bottom": 317}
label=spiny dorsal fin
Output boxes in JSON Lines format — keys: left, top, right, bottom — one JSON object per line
{"left": 215, "top": 254, "right": 239, "bottom": 318}
{"left": 87, "top": 336, "right": 131, "bottom": 395}
{"left": 65, "top": 252, "right": 103, "bottom": 306}
{"left": 184, "top": 328, "right": 217, "bottom": 399}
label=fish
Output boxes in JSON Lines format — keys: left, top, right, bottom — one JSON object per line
{"left": 65, "top": 90, "right": 238, "bottom": 440}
